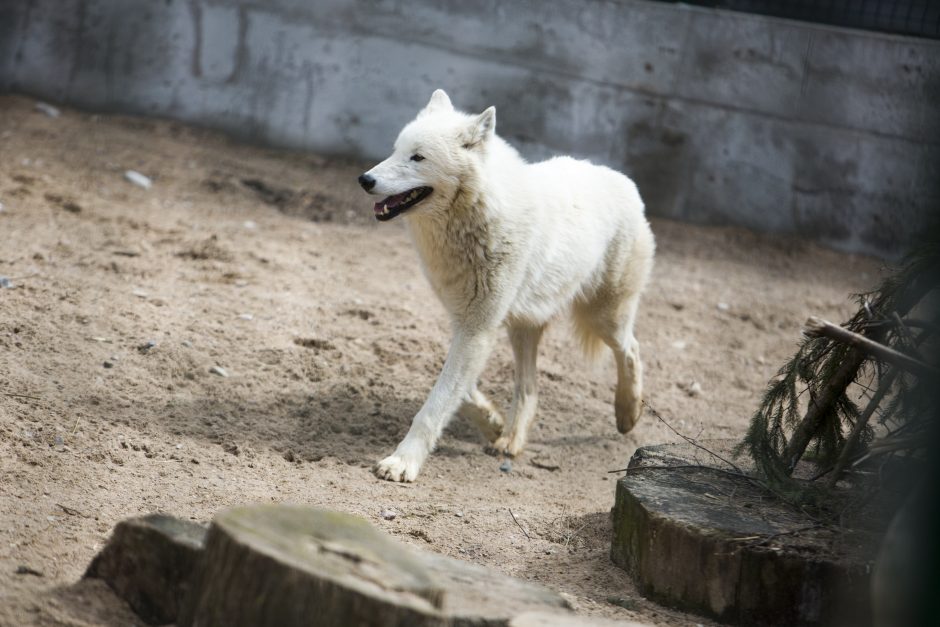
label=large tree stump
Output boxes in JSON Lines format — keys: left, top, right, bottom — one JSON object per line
{"left": 610, "top": 443, "right": 878, "bottom": 626}
{"left": 178, "top": 505, "right": 570, "bottom": 627}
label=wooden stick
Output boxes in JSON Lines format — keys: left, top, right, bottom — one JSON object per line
{"left": 804, "top": 317, "right": 938, "bottom": 379}
{"left": 2, "top": 392, "right": 41, "bottom": 401}
{"left": 825, "top": 368, "right": 898, "bottom": 489}
{"left": 508, "top": 508, "right": 531, "bottom": 540}
{"left": 784, "top": 346, "right": 866, "bottom": 474}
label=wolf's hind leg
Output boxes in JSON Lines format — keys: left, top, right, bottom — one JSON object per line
{"left": 490, "top": 323, "right": 544, "bottom": 456}
{"left": 577, "top": 294, "right": 644, "bottom": 434}
{"left": 457, "top": 387, "right": 504, "bottom": 443}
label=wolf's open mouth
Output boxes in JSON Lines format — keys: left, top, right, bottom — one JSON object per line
{"left": 374, "top": 187, "right": 432, "bottom": 221}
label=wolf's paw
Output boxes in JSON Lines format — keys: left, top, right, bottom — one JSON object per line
{"left": 485, "top": 436, "right": 524, "bottom": 458}
{"left": 374, "top": 454, "right": 421, "bottom": 482}
{"left": 616, "top": 398, "right": 642, "bottom": 434}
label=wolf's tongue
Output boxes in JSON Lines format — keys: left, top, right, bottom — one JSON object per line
{"left": 374, "top": 191, "right": 409, "bottom": 213}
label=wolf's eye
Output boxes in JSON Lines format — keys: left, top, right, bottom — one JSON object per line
{"left": 410, "top": 154, "right": 425, "bottom": 162}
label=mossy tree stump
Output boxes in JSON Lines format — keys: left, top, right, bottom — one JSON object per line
{"left": 610, "top": 443, "right": 877, "bottom": 626}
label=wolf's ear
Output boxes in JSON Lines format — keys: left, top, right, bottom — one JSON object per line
{"left": 463, "top": 106, "right": 496, "bottom": 148}
{"left": 419, "top": 89, "right": 453, "bottom": 117}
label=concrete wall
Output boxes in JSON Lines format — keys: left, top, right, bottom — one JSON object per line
{"left": 1, "top": 0, "right": 938, "bottom": 257}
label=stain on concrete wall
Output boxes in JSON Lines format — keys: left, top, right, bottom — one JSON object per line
{"left": 1, "top": 0, "right": 937, "bottom": 257}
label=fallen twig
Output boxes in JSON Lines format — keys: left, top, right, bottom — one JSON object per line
{"left": 530, "top": 458, "right": 560, "bottom": 472}
{"left": 607, "top": 463, "right": 755, "bottom": 483}
{"left": 731, "top": 524, "right": 824, "bottom": 545}
{"left": 643, "top": 400, "right": 744, "bottom": 473}
{"left": 508, "top": 508, "right": 531, "bottom": 540}
{"left": 56, "top": 503, "right": 88, "bottom": 518}
{"left": 2, "top": 392, "right": 41, "bottom": 401}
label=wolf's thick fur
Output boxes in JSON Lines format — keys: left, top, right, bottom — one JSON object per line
{"left": 361, "top": 90, "right": 655, "bottom": 482}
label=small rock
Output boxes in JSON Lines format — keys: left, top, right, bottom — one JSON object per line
{"left": 209, "top": 366, "right": 228, "bottom": 377}
{"left": 716, "top": 302, "right": 730, "bottom": 312}
{"left": 243, "top": 220, "right": 257, "bottom": 229}
{"left": 0, "top": 277, "right": 13, "bottom": 289}
{"left": 103, "top": 360, "right": 114, "bottom": 369}
{"left": 455, "top": 511, "right": 464, "bottom": 518}
{"left": 237, "top": 313, "right": 253, "bottom": 320}
{"left": 678, "top": 380, "right": 703, "bottom": 397}
{"left": 222, "top": 442, "right": 239, "bottom": 456}
{"left": 124, "top": 170, "right": 152, "bottom": 190}
{"left": 670, "top": 340, "right": 687, "bottom": 350}
{"left": 181, "top": 340, "right": 193, "bottom": 348}
{"left": 0, "top": 201, "right": 5, "bottom": 212}
{"left": 132, "top": 288, "right": 148, "bottom": 298}
{"left": 500, "top": 460, "right": 513, "bottom": 473}
{"left": 138, "top": 340, "right": 157, "bottom": 353}
{"left": 380, "top": 509, "right": 397, "bottom": 521}
{"left": 34, "top": 102, "right": 60, "bottom": 118}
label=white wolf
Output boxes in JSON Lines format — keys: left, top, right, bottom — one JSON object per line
{"left": 359, "top": 90, "right": 655, "bottom": 482}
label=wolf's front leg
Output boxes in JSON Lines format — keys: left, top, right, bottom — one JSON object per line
{"left": 375, "top": 328, "right": 496, "bottom": 482}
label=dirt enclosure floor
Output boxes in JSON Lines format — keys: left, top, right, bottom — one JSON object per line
{"left": 0, "top": 95, "right": 880, "bottom": 625}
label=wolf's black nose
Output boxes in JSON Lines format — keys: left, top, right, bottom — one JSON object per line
{"left": 358, "top": 174, "right": 376, "bottom": 191}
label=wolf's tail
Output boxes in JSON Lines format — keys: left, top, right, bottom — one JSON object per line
{"left": 571, "top": 310, "right": 607, "bottom": 363}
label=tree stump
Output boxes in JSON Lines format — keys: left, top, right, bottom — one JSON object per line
{"left": 178, "top": 505, "right": 570, "bottom": 627}
{"left": 85, "top": 513, "right": 206, "bottom": 624}
{"left": 610, "top": 443, "right": 878, "bottom": 626}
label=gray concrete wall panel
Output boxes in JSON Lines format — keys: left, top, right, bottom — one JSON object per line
{"left": 1, "top": 0, "right": 937, "bottom": 257}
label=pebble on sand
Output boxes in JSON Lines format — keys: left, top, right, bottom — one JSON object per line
{"left": 0, "top": 277, "right": 13, "bottom": 289}
{"left": 124, "top": 170, "right": 152, "bottom": 190}
{"left": 499, "top": 460, "right": 513, "bottom": 473}
{"left": 380, "top": 509, "right": 398, "bottom": 521}
{"left": 209, "top": 366, "right": 229, "bottom": 377}
{"left": 679, "top": 380, "right": 703, "bottom": 397}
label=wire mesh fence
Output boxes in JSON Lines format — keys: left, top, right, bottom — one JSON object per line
{"left": 653, "top": 0, "right": 940, "bottom": 39}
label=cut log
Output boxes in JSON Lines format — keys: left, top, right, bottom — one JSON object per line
{"left": 85, "top": 513, "right": 207, "bottom": 625}
{"left": 610, "top": 443, "right": 878, "bottom": 626}
{"left": 177, "top": 504, "right": 570, "bottom": 627}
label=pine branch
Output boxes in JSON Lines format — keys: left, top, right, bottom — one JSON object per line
{"left": 804, "top": 317, "right": 938, "bottom": 380}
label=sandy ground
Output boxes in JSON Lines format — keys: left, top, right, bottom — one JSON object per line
{"left": 0, "top": 94, "right": 881, "bottom": 625}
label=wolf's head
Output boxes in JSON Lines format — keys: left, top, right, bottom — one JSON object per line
{"left": 358, "top": 89, "right": 496, "bottom": 221}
